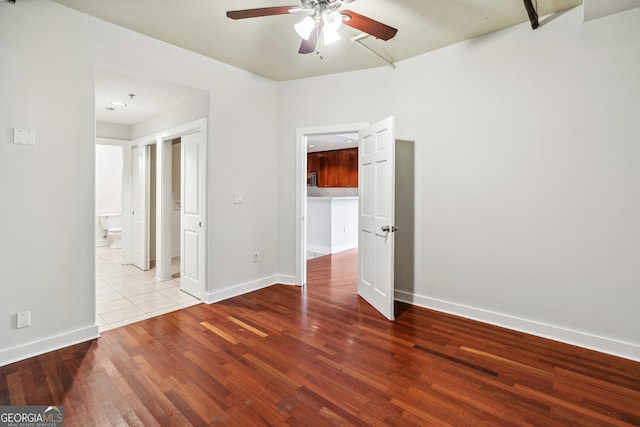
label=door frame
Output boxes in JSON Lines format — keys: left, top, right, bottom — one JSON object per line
{"left": 129, "top": 118, "right": 207, "bottom": 297}
{"left": 132, "top": 144, "right": 151, "bottom": 271}
{"left": 95, "top": 138, "right": 130, "bottom": 263}
{"left": 295, "top": 122, "right": 368, "bottom": 286}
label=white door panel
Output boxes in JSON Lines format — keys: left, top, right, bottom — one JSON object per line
{"left": 132, "top": 145, "right": 149, "bottom": 271}
{"left": 358, "top": 116, "right": 396, "bottom": 320}
{"left": 180, "top": 132, "right": 206, "bottom": 299}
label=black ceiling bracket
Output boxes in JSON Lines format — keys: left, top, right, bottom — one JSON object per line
{"left": 523, "top": 0, "right": 539, "bottom": 29}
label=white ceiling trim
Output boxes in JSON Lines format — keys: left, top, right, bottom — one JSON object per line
{"left": 583, "top": 0, "right": 640, "bottom": 22}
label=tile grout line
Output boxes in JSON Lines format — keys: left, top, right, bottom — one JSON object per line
{"left": 95, "top": 246, "right": 200, "bottom": 332}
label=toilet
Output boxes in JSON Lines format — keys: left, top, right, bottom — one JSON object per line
{"left": 98, "top": 213, "right": 122, "bottom": 249}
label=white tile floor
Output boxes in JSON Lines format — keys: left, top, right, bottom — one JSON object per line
{"left": 95, "top": 246, "right": 201, "bottom": 332}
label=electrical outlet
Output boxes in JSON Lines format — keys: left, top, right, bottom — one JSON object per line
{"left": 16, "top": 311, "right": 31, "bottom": 329}
{"left": 252, "top": 251, "right": 260, "bottom": 263}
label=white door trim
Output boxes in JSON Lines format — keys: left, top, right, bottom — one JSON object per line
{"left": 95, "top": 138, "right": 131, "bottom": 264}
{"left": 295, "top": 122, "right": 368, "bottom": 286}
{"left": 132, "top": 144, "right": 150, "bottom": 271}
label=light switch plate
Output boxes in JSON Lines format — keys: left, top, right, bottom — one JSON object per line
{"left": 13, "top": 128, "right": 36, "bottom": 146}
{"left": 16, "top": 311, "right": 31, "bottom": 329}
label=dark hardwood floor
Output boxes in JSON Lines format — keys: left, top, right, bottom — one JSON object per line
{"left": 2, "top": 249, "right": 640, "bottom": 426}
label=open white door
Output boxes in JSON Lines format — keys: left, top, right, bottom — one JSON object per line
{"left": 132, "top": 145, "right": 150, "bottom": 271}
{"left": 358, "top": 116, "right": 396, "bottom": 320}
{"left": 180, "top": 132, "right": 206, "bottom": 298}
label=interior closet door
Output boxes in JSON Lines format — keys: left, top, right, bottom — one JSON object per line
{"left": 132, "top": 145, "right": 150, "bottom": 271}
{"left": 180, "top": 131, "right": 206, "bottom": 298}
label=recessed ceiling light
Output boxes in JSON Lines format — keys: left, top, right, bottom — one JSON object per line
{"left": 110, "top": 101, "right": 127, "bottom": 107}
{"left": 308, "top": 144, "right": 315, "bottom": 148}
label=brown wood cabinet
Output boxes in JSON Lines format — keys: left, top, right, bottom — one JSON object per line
{"left": 316, "top": 151, "right": 328, "bottom": 187}
{"left": 307, "top": 148, "right": 358, "bottom": 188}
{"left": 307, "top": 152, "right": 318, "bottom": 173}
{"left": 348, "top": 148, "right": 358, "bottom": 188}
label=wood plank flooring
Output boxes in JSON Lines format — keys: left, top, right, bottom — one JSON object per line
{"left": 2, "top": 249, "right": 640, "bottom": 426}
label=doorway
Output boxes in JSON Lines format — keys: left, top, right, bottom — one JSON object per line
{"left": 128, "top": 119, "right": 207, "bottom": 299}
{"left": 296, "top": 119, "right": 415, "bottom": 321}
{"left": 305, "top": 132, "right": 360, "bottom": 261}
{"left": 95, "top": 119, "right": 207, "bottom": 331}
{"left": 296, "top": 123, "right": 368, "bottom": 287}
{"left": 95, "top": 138, "right": 198, "bottom": 332}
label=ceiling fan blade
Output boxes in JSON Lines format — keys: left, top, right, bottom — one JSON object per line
{"left": 227, "top": 6, "right": 301, "bottom": 20}
{"left": 341, "top": 10, "right": 398, "bottom": 41}
{"left": 298, "top": 27, "right": 318, "bottom": 54}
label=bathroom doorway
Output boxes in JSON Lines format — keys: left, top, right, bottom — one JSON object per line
{"left": 94, "top": 131, "right": 202, "bottom": 333}
{"left": 95, "top": 140, "right": 125, "bottom": 251}
{"left": 129, "top": 119, "right": 207, "bottom": 299}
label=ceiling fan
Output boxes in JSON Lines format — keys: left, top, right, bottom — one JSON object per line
{"left": 227, "top": 0, "right": 398, "bottom": 55}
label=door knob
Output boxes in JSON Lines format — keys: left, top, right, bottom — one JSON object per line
{"left": 381, "top": 225, "right": 399, "bottom": 232}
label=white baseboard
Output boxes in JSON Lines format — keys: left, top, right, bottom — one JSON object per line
{"left": 395, "top": 290, "right": 640, "bottom": 363}
{"left": 204, "top": 275, "right": 299, "bottom": 304}
{"left": 331, "top": 242, "right": 358, "bottom": 253}
{"left": 307, "top": 244, "right": 330, "bottom": 255}
{"left": 95, "top": 239, "right": 110, "bottom": 247}
{"left": 0, "top": 325, "right": 100, "bottom": 367}
{"left": 274, "top": 275, "right": 299, "bottom": 287}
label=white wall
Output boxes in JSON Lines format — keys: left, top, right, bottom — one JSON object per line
{"left": 0, "top": 0, "right": 99, "bottom": 363}
{"left": 277, "top": 6, "right": 640, "bottom": 360}
{"left": 96, "top": 121, "right": 131, "bottom": 140}
{"left": 0, "top": 0, "right": 279, "bottom": 365}
{"left": 95, "top": 144, "right": 123, "bottom": 245}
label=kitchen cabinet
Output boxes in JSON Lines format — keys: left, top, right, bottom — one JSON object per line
{"left": 326, "top": 150, "right": 339, "bottom": 187}
{"left": 308, "top": 148, "right": 358, "bottom": 188}
{"left": 348, "top": 148, "right": 358, "bottom": 187}
{"left": 316, "top": 151, "right": 328, "bottom": 187}
{"left": 307, "top": 152, "right": 318, "bottom": 173}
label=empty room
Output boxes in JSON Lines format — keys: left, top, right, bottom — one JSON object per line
{"left": 1, "top": 0, "right": 639, "bottom": 425}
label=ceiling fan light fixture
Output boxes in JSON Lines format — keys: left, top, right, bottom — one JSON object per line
{"left": 323, "top": 10, "right": 342, "bottom": 30}
{"left": 323, "top": 27, "right": 341, "bottom": 45}
{"left": 294, "top": 16, "right": 316, "bottom": 40}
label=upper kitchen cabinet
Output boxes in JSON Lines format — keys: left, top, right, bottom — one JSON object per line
{"left": 307, "top": 152, "right": 318, "bottom": 173}
{"left": 326, "top": 150, "right": 339, "bottom": 187}
{"left": 348, "top": 148, "right": 358, "bottom": 188}
{"left": 308, "top": 148, "right": 358, "bottom": 188}
{"left": 316, "top": 151, "right": 328, "bottom": 187}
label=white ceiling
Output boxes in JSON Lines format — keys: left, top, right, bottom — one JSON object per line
{"left": 307, "top": 133, "right": 359, "bottom": 152}
{"left": 54, "top": 0, "right": 638, "bottom": 127}
{"left": 95, "top": 67, "right": 207, "bottom": 125}
{"left": 55, "top": 0, "right": 582, "bottom": 82}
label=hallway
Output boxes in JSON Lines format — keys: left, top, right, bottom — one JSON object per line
{"left": 95, "top": 245, "right": 200, "bottom": 331}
